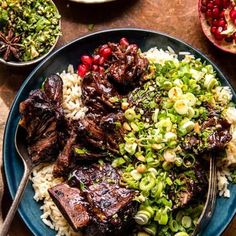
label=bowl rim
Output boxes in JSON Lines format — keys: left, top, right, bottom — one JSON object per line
{"left": 3, "top": 27, "right": 236, "bottom": 236}
{"left": 0, "top": 0, "right": 61, "bottom": 67}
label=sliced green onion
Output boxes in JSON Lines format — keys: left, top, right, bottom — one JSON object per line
{"left": 169, "top": 218, "right": 179, "bottom": 232}
{"left": 152, "top": 108, "right": 159, "bottom": 123}
{"left": 135, "top": 208, "right": 154, "bottom": 225}
{"left": 144, "top": 223, "right": 157, "bottom": 236}
{"left": 124, "top": 142, "right": 137, "bottom": 155}
{"left": 181, "top": 216, "right": 192, "bottom": 228}
{"left": 183, "top": 154, "right": 195, "bottom": 168}
{"left": 131, "top": 169, "right": 142, "bottom": 181}
{"left": 174, "top": 100, "right": 189, "bottom": 115}
{"left": 131, "top": 122, "right": 139, "bottom": 132}
{"left": 182, "top": 92, "right": 197, "bottom": 106}
{"left": 168, "top": 87, "right": 183, "bottom": 100}
{"left": 139, "top": 174, "right": 156, "bottom": 191}
{"left": 125, "top": 108, "right": 136, "bottom": 121}
{"left": 163, "top": 149, "right": 176, "bottom": 162}
{"left": 112, "top": 157, "right": 126, "bottom": 167}
{"left": 137, "top": 232, "right": 150, "bottom": 236}
{"left": 151, "top": 181, "right": 163, "bottom": 199}
{"left": 174, "top": 232, "right": 189, "bottom": 236}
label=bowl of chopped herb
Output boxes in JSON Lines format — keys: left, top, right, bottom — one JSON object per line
{"left": 0, "top": 0, "right": 61, "bottom": 66}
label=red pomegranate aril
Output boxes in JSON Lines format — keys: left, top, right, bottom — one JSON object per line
{"left": 99, "top": 44, "right": 108, "bottom": 54}
{"left": 98, "top": 56, "right": 105, "bottom": 65}
{"left": 207, "top": 2, "right": 214, "bottom": 8}
{"left": 119, "top": 37, "right": 129, "bottom": 47}
{"left": 81, "top": 55, "right": 93, "bottom": 67}
{"left": 213, "top": 0, "right": 222, "bottom": 6}
{"left": 92, "top": 64, "right": 99, "bottom": 71}
{"left": 217, "top": 19, "right": 226, "bottom": 28}
{"left": 211, "top": 26, "right": 217, "bottom": 34}
{"left": 78, "top": 64, "right": 88, "bottom": 78}
{"left": 206, "top": 9, "right": 212, "bottom": 17}
{"left": 222, "top": 0, "right": 230, "bottom": 8}
{"left": 212, "top": 7, "right": 220, "bottom": 18}
{"left": 100, "top": 47, "right": 112, "bottom": 59}
{"left": 214, "top": 26, "right": 225, "bottom": 40}
{"left": 219, "top": 10, "right": 224, "bottom": 18}
{"left": 230, "top": 8, "right": 236, "bottom": 20}
{"left": 212, "top": 18, "right": 218, "bottom": 26}
{"left": 93, "top": 55, "right": 100, "bottom": 65}
{"left": 98, "top": 66, "right": 105, "bottom": 74}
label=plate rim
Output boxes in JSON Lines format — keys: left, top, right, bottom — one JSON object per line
{"left": 3, "top": 27, "right": 236, "bottom": 236}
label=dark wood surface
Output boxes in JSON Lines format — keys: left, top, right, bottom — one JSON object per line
{"left": 1, "top": 0, "right": 236, "bottom": 235}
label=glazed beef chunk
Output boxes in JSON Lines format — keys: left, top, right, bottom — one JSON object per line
{"left": 182, "top": 116, "right": 232, "bottom": 154}
{"left": 169, "top": 161, "right": 208, "bottom": 209}
{"left": 48, "top": 183, "right": 90, "bottom": 230}
{"left": 19, "top": 74, "right": 64, "bottom": 164}
{"left": 49, "top": 163, "right": 137, "bottom": 235}
{"left": 106, "top": 41, "right": 149, "bottom": 86}
{"left": 53, "top": 113, "right": 124, "bottom": 177}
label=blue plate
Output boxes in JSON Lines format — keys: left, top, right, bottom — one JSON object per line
{"left": 3, "top": 28, "right": 236, "bottom": 236}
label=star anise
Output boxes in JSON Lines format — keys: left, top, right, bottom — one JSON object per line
{"left": 0, "top": 29, "right": 23, "bottom": 61}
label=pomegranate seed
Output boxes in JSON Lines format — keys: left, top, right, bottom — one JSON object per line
{"left": 98, "top": 66, "right": 105, "bottom": 74}
{"left": 81, "top": 55, "right": 93, "bottom": 67}
{"left": 212, "top": 7, "right": 220, "bottom": 18}
{"left": 222, "top": 0, "right": 230, "bottom": 8}
{"left": 100, "top": 47, "right": 112, "bottom": 59}
{"left": 214, "top": 27, "right": 225, "bottom": 40}
{"left": 207, "top": 2, "right": 214, "bottom": 9}
{"left": 206, "top": 9, "right": 212, "bottom": 17}
{"left": 119, "top": 37, "right": 129, "bottom": 47}
{"left": 202, "top": 0, "right": 207, "bottom": 5}
{"left": 201, "top": 5, "right": 207, "bottom": 12}
{"left": 217, "top": 19, "right": 226, "bottom": 28}
{"left": 212, "top": 19, "right": 218, "bottom": 26}
{"left": 93, "top": 55, "right": 100, "bottom": 65}
{"left": 92, "top": 64, "right": 99, "bottom": 71}
{"left": 99, "top": 44, "right": 108, "bottom": 54}
{"left": 98, "top": 56, "right": 105, "bottom": 65}
{"left": 219, "top": 10, "right": 225, "bottom": 18}
{"left": 78, "top": 64, "right": 88, "bottom": 78}
{"left": 213, "top": 0, "right": 222, "bottom": 6}
{"left": 230, "top": 8, "right": 236, "bottom": 20}
{"left": 211, "top": 26, "right": 217, "bottom": 34}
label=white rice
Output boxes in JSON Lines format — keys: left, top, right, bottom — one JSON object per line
{"left": 31, "top": 49, "right": 236, "bottom": 235}
{"left": 31, "top": 164, "right": 80, "bottom": 236}
{"left": 60, "top": 65, "right": 88, "bottom": 120}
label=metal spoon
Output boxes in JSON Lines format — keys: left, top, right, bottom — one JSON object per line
{"left": 192, "top": 154, "right": 217, "bottom": 236}
{"left": 1, "top": 124, "right": 36, "bottom": 236}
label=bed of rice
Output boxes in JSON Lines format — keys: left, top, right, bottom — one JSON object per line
{"left": 30, "top": 48, "right": 236, "bottom": 235}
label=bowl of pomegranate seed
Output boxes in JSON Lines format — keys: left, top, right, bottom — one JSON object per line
{"left": 199, "top": 0, "right": 236, "bottom": 54}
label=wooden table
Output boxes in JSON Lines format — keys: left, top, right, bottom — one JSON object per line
{"left": 1, "top": 0, "right": 236, "bottom": 235}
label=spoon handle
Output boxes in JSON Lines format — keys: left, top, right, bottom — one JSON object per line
{"left": 1, "top": 165, "right": 32, "bottom": 236}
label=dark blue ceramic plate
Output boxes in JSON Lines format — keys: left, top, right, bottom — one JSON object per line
{"left": 3, "top": 28, "right": 236, "bottom": 236}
